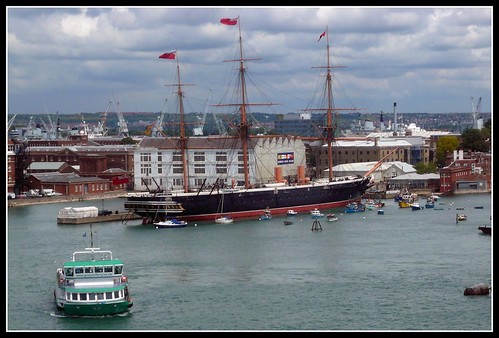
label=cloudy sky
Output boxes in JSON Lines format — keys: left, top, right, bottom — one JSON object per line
{"left": 7, "top": 6, "right": 492, "bottom": 117}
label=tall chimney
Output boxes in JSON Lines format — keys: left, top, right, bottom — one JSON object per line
{"left": 393, "top": 102, "right": 397, "bottom": 133}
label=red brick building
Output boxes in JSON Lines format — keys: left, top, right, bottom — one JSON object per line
{"left": 439, "top": 150, "right": 491, "bottom": 195}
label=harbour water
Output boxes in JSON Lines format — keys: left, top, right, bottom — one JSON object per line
{"left": 7, "top": 193, "right": 492, "bottom": 331}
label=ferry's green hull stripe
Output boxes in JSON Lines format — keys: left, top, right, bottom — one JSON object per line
{"left": 58, "top": 301, "right": 133, "bottom": 316}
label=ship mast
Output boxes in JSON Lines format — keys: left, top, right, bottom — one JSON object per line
{"left": 306, "top": 26, "right": 356, "bottom": 182}
{"left": 164, "top": 52, "right": 193, "bottom": 193}
{"left": 236, "top": 19, "right": 251, "bottom": 189}
{"left": 216, "top": 16, "right": 274, "bottom": 189}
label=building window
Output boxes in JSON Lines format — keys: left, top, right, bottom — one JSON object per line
{"left": 140, "top": 153, "right": 151, "bottom": 162}
{"left": 141, "top": 164, "right": 152, "bottom": 175}
{"left": 194, "top": 152, "right": 205, "bottom": 162}
{"left": 173, "top": 178, "right": 183, "bottom": 187}
{"left": 173, "top": 164, "right": 183, "bottom": 174}
{"left": 173, "top": 152, "right": 182, "bottom": 162}
{"left": 216, "top": 164, "right": 227, "bottom": 174}
{"left": 216, "top": 152, "right": 227, "bottom": 162}
{"left": 158, "top": 164, "right": 163, "bottom": 174}
{"left": 194, "top": 164, "right": 205, "bottom": 174}
{"left": 158, "top": 152, "right": 162, "bottom": 162}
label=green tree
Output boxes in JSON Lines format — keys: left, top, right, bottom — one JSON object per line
{"left": 460, "top": 128, "right": 488, "bottom": 152}
{"left": 121, "top": 136, "right": 138, "bottom": 145}
{"left": 414, "top": 161, "right": 438, "bottom": 174}
{"left": 435, "top": 135, "right": 460, "bottom": 167}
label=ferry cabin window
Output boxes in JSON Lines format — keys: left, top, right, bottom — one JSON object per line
{"left": 85, "top": 266, "right": 94, "bottom": 274}
{"left": 75, "top": 267, "right": 84, "bottom": 275}
{"left": 114, "top": 265, "right": 123, "bottom": 274}
{"left": 95, "top": 266, "right": 104, "bottom": 273}
{"left": 64, "top": 268, "right": 74, "bottom": 276}
{"left": 104, "top": 266, "right": 113, "bottom": 273}
{"left": 66, "top": 291, "right": 123, "bottom": 302}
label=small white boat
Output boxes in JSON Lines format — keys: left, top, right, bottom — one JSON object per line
{"left": 215, "top": 215, "right": 234, "bottom": 224}
{"left": 154, "top": 218, "right": 187, "bottom": 228}
{"left": 287, "top": 210, "right": 298, "bottom": 216}
{"left": 310, "top": 208, "right": 324, "bottom": 218}
{"left": 411, "top": 202, "right": 424, "bottom": 211}
{"left": 326, "top": 213, "right": 338, "bottom": 222}
{"left": 456, "top": 214, "right": 467, "bottom": 221}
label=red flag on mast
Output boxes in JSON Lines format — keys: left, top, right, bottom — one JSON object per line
{"left": 159, "top": 51, "right": 176, "bottom": 60}
{"left": 317, "top": 31, "right": 326, "bottom": 42}
{"left": 220, "top": 17, "right": 238, "bottom": 25}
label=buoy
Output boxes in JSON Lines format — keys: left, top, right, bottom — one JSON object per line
{"left": 464, "top": 283, "right": 490, "bottom": 296}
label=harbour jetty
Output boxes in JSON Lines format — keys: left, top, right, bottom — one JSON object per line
{"left": 57, "top": 206, "right": 140, "bottom": 224}
{"left": 8, "top": 191, "right": 127, "bottom": 208}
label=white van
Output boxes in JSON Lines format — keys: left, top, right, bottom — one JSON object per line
{"left": 42, "top": 189, "right": 56, "bottom": 197}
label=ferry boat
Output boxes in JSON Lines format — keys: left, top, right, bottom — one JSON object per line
{"left": 53, "top": 226, "right": 133, "bottom": 316}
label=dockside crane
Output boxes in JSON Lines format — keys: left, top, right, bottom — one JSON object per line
{"left": 113, "top": 93, "right": 129, "bottom": 137}
{"left": 8, "top": 114, "right": 17, "bottom": 130}
{"left": 471, "top": 97, "right": 482, "bottom": 129}
{"left": 193, "top": 89, "right": 212, "bottom": 136}
{"left": 153, "top": 98, "right": 168, "bottom": 137}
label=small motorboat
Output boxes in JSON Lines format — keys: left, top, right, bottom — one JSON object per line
{"left": 287, "top": 210, "right": 298, "bottom": 216}
{"left": 456, "top": 214, "right": 467, "bottom": 222}
{"left": 478, "top": 225, "right": 491, "bottom": 235}
{"left": 215, "top": 215, "right": 234, "bottom": 224}
{"left": 411, "top": 202, "right": 424, "bottom": 211}
{"left": 326, "top": 213, "right": 338, "bottom": 222}
{"left": 377, "top": 209, "right": 384, "bottom": 215}
{"left": 259, "top": 208, "right": 272, "bottom": 221}
{"left": 310, "top": 208, "right": 324, "bottom": 218}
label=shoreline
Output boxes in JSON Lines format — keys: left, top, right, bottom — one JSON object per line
{"left": 7, "top": 191, "right": 128, "bottom": 208}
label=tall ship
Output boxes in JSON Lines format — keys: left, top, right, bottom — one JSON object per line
{"left": 125, "top": 17, "right": 373, "bottom": 223}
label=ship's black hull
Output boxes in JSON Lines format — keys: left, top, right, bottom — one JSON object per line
{"left": 172, "top": 177, "right": 372, "bottom": 222}
{"left": 126, "top": 177, "right": 372, "bottom": 223}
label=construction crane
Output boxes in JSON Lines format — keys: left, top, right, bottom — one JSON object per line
{"left": 8, "top": 114, "right": 17, "bottom": 130}
{"left": 193, "top": 89, "right": 212, "bottom": 136}
{"left": 97, "top": 100, "right": 112, "bottom": 136}
{"left": 39, "top": 116, "right": 54, "bottom": 140}
{"left": 153, "top": 98, "right": 168, "bottom": 137}
{"left": 471, "top": 97, "right": 482, "bottom": 129}
{"left": 113, "top": 94, "right": 129, "bottom": 137}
